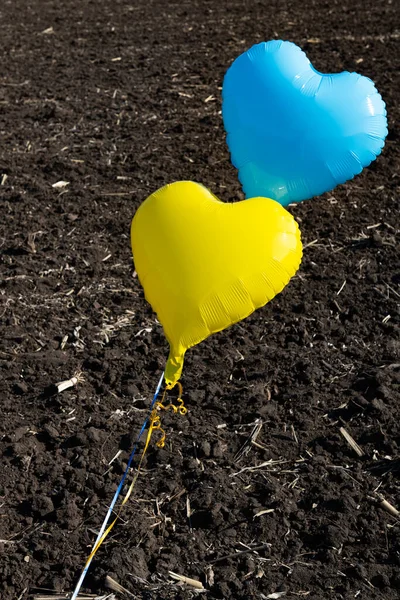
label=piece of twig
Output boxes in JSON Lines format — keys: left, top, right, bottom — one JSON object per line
{"left": 205, "top": 565, "right": 214, "bottom": 587}
{"left": 168, "top": 571, "right": 204, "bottom": 590}
{"left": 105, "top": 575, "right": 136, "bottom": 597}
{"left": 55, "top": 371, "right": 84, "bottom": 393}
{"left": 303, "top": 239, "right": 319, "bottom": 249}
{"left": 254, "top": 509, "right": 275, "bottom": 518}
{"left": 60, "top": 334, "right": 69, "bottom": 350}
{"left": 251, "top": 439, "right": 270, "bottom": 451}
{"left": 290, "top": 424, "right": 298, "bottom": 445}
{"left": 208, "top": 543, "right": 271, "bottom": 564}
{"left": 34, "top": 597, "right": 94, "bottom": 600}
{"left": 39, "top": 26, "right": 55, "bottom": 35}
{"left": 165, "top": 488, "right": 186, "bottom": 504}
{"left": 339, "top": 427, "right": 364, "bottom": 457}
{"left": 231, "top": 459, "right": 288, "bottom": 477}
{"left": 387, "top": 284, "right": 400, "bottom": 300}
{"left": 34, "top": 595, "right": 111, "bottom": 600}
{"left": 379, "top": 497, "right": 400, "bottom": 518}
{"left": 51, "top": 180, "right": 69, "bottom": 189}
{"left": 234, "top": 419, "right": 263, "bottom": 462}
{"left": 108, "top": 450, "right": 122, "bottom": 466}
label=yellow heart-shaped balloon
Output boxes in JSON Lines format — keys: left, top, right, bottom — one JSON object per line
{"left": 131, "top": 181, "right": 302, "bottom": 386}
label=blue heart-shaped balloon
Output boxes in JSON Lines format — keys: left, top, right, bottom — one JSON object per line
{"left": 222, "top": 40, "right": 388, "bottom": 206}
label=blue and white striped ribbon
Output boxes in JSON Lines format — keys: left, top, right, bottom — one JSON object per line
{"left": 70, "top": 370, "right": 165, "bottom": 600}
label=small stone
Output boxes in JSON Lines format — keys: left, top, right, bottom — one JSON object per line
{"left": 371, "top": 398, "right": 385, "bottom": 412}
{"left": 371, "top": 231, "right": 384, "bottom": 246}
{"left": 32, "top": 495, "right": 54, "bottom": 516}
{"left": 67, "top": 432, "right": 88, "bottom": 447}
{"left": 371, "top": 573, "right": 390, "bottom": 589}
{"left": 43, "top": 424, "right": 60, "bottom": 439}
{"left": 212, "top": 440, "right": 225, "bottom": 458}
{"left": 199, "top": 441, "right": 211, "bottom": 458}
{"left": 125, "top": 383, "right": 141, "bottom": 398}
{"left": 14, "top": 426, "right": 29, "bottom": 442}
{"left": 377, "top": 385, "right": 391, "bottom": 400}
{"left": 86, "top": 427, "right": 105, "bottom": 443}
{"left": 84, "top": 358, "right": 103, "bottom": 372}
{"left": 110, "top": 546, "right": 150, "bottom": 580}
{"left": 259, "top": 401, "right": 278, "bottom": 418}
{"left": 13, "top": 382, "right": 29, "bottom": 395}
{"left": 354, "top": 395, "right": 368, "bottom": 407}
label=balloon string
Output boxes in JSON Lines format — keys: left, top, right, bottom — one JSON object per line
{"left": 78, "top": 403, "right": 166, "bottom": 564}
{"left": 70, "top": 371, "right": 167, "bottom": 600}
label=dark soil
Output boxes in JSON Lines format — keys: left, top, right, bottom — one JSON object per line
{"left": 1, "top": 0, "right": 399, "bottom": 599}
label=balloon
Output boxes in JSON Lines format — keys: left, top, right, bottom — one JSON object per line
{"left": 222, "top": 40, "right": 388, "bottom": 206}
{"left": 131, "top": 181, "right": 302, "bottom": 386}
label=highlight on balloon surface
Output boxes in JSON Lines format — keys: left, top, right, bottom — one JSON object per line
{"left": 131, "top": 181, "right": 302, "bottom": 386}
{"left": 222, "top": 40, "right": 388, "bottom": 206}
